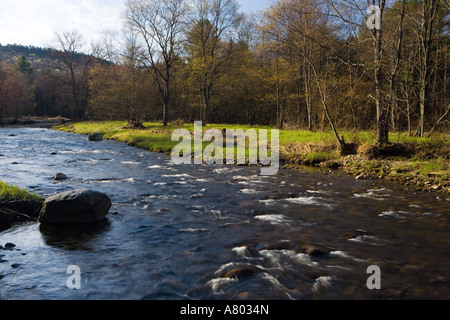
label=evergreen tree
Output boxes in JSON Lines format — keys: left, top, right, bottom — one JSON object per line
{"left": 16, "top": 55, "right": 33, "bottom": 75}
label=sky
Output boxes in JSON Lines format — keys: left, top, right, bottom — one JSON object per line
{"left": 0, "top": 0, "right": 273, "bottom": 49}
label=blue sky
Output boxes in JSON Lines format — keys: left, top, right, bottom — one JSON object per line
{"left": 0, "top": 0, "right": 273, "bottom": 49}
{"left": 239, "top": 0, "right": 273, "bottom": 13}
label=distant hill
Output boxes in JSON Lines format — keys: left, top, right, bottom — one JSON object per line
{"left": 0, "top": 44, "right": 91, "bottom": 73}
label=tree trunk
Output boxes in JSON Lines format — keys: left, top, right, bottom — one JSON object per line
{"left": 389, "top": 0, "right": 406, "bottom": 132}
{"left": 304, "top": 45, "right": 313, "bottom": 131}
{"left": 417, "top": 0, "right": 438, "bottom": 137}
{"left": 163, "top": 88, "right": 170, "bottom": 127}
{"left": 301, "top": 51, "right": 345, "bottom": 152}
{"left": 427, "top": 105, "right": 450, "bottom": 138}
{"left": 373, "top": 3, "right": 389, "bottom": 145}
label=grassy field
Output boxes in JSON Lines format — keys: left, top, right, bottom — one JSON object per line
{"left": 55, "top": 121, "right": 450, "bottom": 192}
{"left": 0, "top": 181, "right": 43, "bottom": 202}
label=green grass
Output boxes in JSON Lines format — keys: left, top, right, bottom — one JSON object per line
{"left": 56, "top": 121, "right": 449, "bottom": 152}
{"left": 54, "top": 121, "right": 449, "bottom": 190}
{"left": 57, "top": 121, "right": 177, "bottom": 153}
{"left": 0, "top": 181, "right": 43, "bottom": 201}
{"left": 56, "top": 121, "right": 277, "bottom": 156}
{"left": 55, "top": 121, "right": 450, "bottom": 162}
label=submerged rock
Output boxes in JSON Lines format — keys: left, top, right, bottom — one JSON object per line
{"left": 298, "top": 244, "right": 331, "bottom": 256}
{"left": 4, "top": 243, "right": 16, "bottom": 249}
{"left": 88, "top": 133, "right": 103, "bottom": 142}
{"left": 264, "top": 241, "right": 292, "bottom": 251}
{"left": 39, "top": 189, "right": 111, "bottom": 225}
{"left": 223, "top": 265, "right": 263, "bottom": 280}
{"left": 339, "top": 231, "right": 361, "bottom": 240}
{"left": 53, "top": 173, "right": 68, "bottom": 181}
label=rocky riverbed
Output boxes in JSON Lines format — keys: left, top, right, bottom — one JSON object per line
{"left": 286, "top": 151, "right": 449, "bottom": 194}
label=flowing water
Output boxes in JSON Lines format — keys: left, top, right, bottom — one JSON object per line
{"left": 0, "top": 127, "right": 449, "bottom": 300}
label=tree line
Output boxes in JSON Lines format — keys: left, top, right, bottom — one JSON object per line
{"left": 0, "top": 0, "right": 448, "bottom": 146}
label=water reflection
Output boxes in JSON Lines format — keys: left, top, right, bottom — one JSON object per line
{"left": 39, "top": 220, "right": 111, "bottom": 250}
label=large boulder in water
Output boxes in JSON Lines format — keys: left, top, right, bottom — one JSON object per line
{"left": 38, "top": 189, "right": 111, "bottom": 225}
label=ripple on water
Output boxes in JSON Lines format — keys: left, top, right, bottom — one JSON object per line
{"left": 312, "top": 276, "right": 335, "bottom": 293}
{"left": 257, "top": 196, "right": 333, "bottom": 209}
{"left": 259, "top": 249, "right": 319, "bottom": 268}
{"left": 161, "top": 173, "right": 193, "bottom": 178}
{"left": 153, "top": 182, "right": 167, "bottom": 186}
{"left": 254, "top": 214, "right": 289, "bottom": 225}
{"left": 353, "top": 188, "right": 392, "bottom": 200}
{"left": 240, "top": 188, "right": 259, "bottom": 195}
{"left": 378, "top": 210, "right": 412, "bottom": 219}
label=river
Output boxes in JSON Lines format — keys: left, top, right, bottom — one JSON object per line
{"left": 0, "top": 127, "right": 449, "bottom": 300}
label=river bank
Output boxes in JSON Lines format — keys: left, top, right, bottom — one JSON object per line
{"left": 0, "top": 181, "right": 44, "bottom": 231}
{"left": 0, "top": 116, "right": 69, "bottom": 129}
{"left": 55, "top": 121, "right": 449, "bottom": 194}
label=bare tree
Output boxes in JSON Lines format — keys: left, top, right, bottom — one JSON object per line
{"left": 427, "top": 105, "right": 450, "bottom": 137}
{"left": 388, "top": 0, "right": 406, "bottom": 131}
{"left": 53, "top": 31, "right": 92, "bottom": 120}
{"left": 90, "top": 31, "right": 150, "bottom": 127}
{"left": 368, "top": 0, "right": 389, "bottom": 144}
{"left": 125, "top": 0, "right": 188, "bottom": 126}
{"left": 263, "top": 0, "right": 327, "bottom": 130}
{"left": 185, "top": 0, "right": 241, "bottom": 124}
{"left": 415, "top": 0, "right": 440, "bottom": 137}
{"left": 326, "top": 0, "right": 390, "bottom": 144}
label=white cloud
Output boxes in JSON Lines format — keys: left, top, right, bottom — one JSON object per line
{"left": 0, "top": 0, "right": 125, "bottom": 50}
{"left": 0, "top": 0, "right": 269, "bottom": 50}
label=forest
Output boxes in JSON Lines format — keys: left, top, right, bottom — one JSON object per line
{"left": 0, "top": 0, "right": 448, "bottom": 145}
